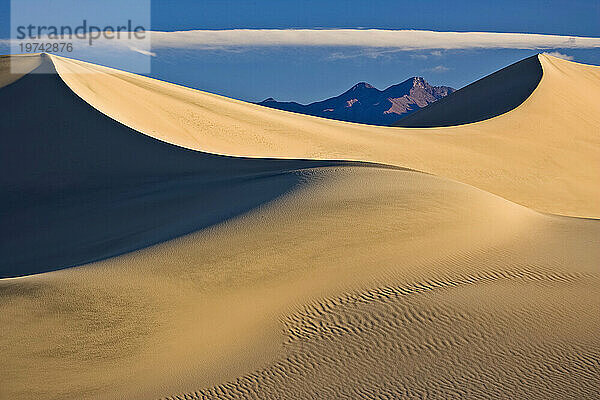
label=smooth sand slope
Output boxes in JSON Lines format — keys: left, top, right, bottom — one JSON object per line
{"left": 0, "top": 53, "right": 599, "bottom": 399}
{"left": 53, "top": 53, "right": 600, "bottom": 218}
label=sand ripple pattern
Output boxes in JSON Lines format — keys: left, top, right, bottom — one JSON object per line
{"left": 163, "top": 267, "right": 600, "bottom": 400}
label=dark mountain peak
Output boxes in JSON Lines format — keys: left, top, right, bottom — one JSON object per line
{"left": 341, "top": 82, "right": 379, "bottom": 97}
{"left": 385, "top": 77, "right": 428, "bottom": 91}
{"left": 383, "top": 78, "right": 417, "bottom": 96}
{"left": 261, "top": 97, "right": 276, "bottom": 103}
{"left": 384, "top": 77, "right": 455, "bottom": 101}
{"left": 351, "top": 82, "right": 375, "bottom": 90}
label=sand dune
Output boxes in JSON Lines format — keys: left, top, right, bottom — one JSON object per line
{"left": 53, "top": 53, "right": 600, "bottom": 217}
{"left": 0, "top": 55, "right": 370, "bottom": 277}
{"left": 1, "top": 53, "right": 599, "bottom": 399}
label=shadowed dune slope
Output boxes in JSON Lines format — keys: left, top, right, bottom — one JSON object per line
{"left": 393, "top": 55, "right": 543, "bottom": 127}
{"left": 0, "top": 54, "right": 372, "bottom": 277}
{"left": 52, "top": 53, "right": 600, "bottom": 217}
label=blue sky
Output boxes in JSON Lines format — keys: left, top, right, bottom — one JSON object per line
{"left": 149, "top": 0, "right": 600, "bottom": 36}
{"left": 2, "top": 0, "right": 599, "bottom": 103}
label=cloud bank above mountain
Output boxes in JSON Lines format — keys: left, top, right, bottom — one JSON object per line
{"left": 2, "top": 29, "right": 597, "bottom": 60}
{"left": 148, "top": 29, "right": 600, "bottom": 51}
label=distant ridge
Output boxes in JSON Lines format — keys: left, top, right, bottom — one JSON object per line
{"left": 257, "top": 77, "right": 454, "bottom": 126}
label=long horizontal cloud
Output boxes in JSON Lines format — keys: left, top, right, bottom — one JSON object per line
{"left": 2, "top": 29, "right": 598, "bottom": 58}
{"left": 149, "top": 29, "right": 600, "bottom": 50}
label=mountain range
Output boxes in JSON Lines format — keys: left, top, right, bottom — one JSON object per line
{"left": 257, "top": 77, "right": 455, "bottom": 126}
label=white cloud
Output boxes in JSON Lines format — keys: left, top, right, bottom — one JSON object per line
{"left": 148, "top": 29, "right": 600, "bottom": 51}
{"left": 542, "top": 51, "right": 574, "bottom": 60}
{"left": 128, "top": 46, "right": 157, "bottom": 57}
{"left": 3, "top": 30, "right": 597, "bottom": 59}
{"left": 410, "top": 50, "right": 443, "bottom": 60}
{"left": 328, "top": 47, "right": 405, "bottom": 60}
{"left": 426, "top": 65, "right": 450, "bottom": 73}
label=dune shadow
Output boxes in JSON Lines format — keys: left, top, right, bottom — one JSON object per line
{"left": 0, "top": 55, "right": 357, "bottom": 277}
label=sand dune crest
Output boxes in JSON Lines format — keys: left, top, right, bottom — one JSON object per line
{"left": 52, "top": 53, "right": 600, "bottom": 217}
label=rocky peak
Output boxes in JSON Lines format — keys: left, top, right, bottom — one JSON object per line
{"left": 351, "top": 82, "right": 375, "bottom": 90}
{"left": 411, "top": 77, "right": 428, "bottom": 88}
